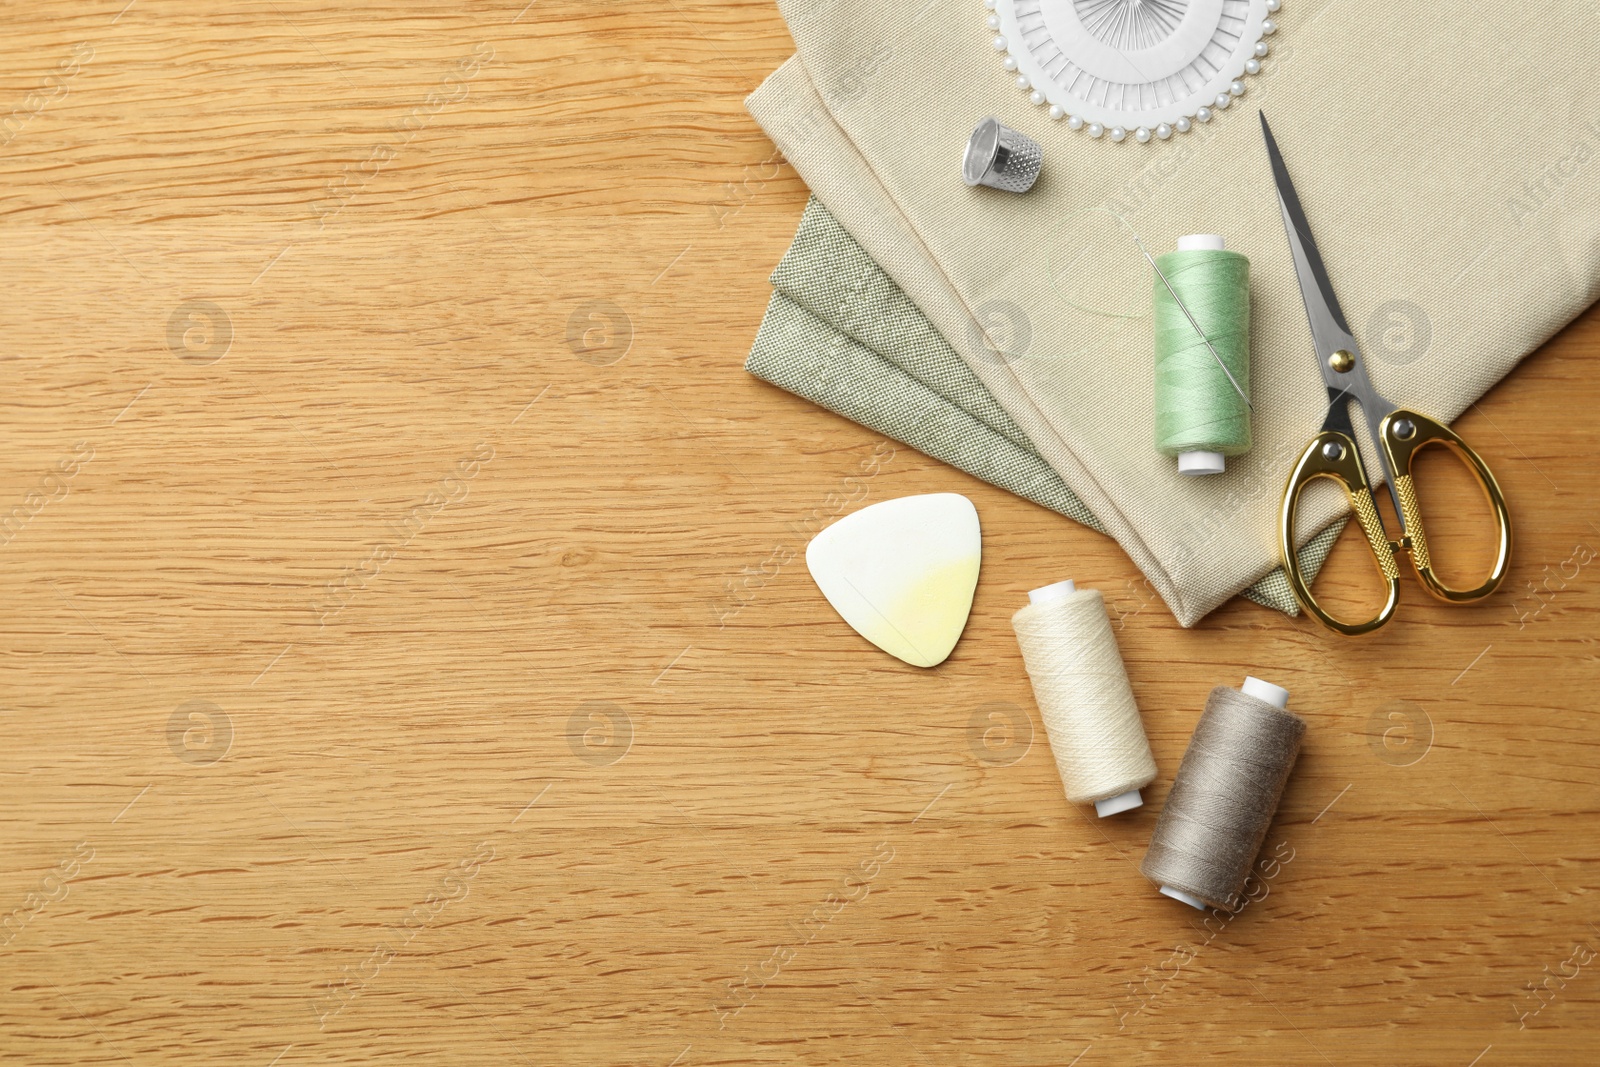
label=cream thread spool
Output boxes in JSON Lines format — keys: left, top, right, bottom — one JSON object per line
{"left": 1011, "top": 579, "right": 1158, "bottom": 817}
{"left": 1141, "top": 677, "right": 1305, "bottom": 912}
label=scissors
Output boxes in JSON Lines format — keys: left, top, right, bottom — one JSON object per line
{"left": 1261, "top": 112, "right": 1512, "bottom": 636}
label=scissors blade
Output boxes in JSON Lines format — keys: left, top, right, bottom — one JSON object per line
{"left": 1261, "top": 111, "right": 1407, "bottom": 521}
{"left": 1259, "top": 112, "right": 1363, "bottom": 385}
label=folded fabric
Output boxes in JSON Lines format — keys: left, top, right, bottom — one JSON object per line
{"left": 748, "top": 195, "right": 1344, "bottom": 613}
{"left": 748, "top": 3, "right": 1600, "bottom": 625}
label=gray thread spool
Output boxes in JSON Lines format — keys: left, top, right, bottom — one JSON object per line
{"left": 1140, "top": 677, "right": 1305, "bottom": 912}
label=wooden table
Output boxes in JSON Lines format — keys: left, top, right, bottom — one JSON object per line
{"left": 3, "top": 3, "right": 1596, "bottom": 1064}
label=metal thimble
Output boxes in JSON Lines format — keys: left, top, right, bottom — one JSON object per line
{"left": 963, "top": 116, "right": 1042, "bottom": 193}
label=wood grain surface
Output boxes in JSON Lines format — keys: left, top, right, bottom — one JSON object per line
{"left": 3, "top": 2, "right": 1598, "bottom": 1064}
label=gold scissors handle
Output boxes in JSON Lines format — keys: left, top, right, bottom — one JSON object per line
{"left": 1280, "top": 411, "right": 1513, "bottom": 635}
{"left": 1380, "top": 409, "right": 1512, "bottom": 602}
{"left": 1280, "top": 429, "right": 1400, "bottom": 636}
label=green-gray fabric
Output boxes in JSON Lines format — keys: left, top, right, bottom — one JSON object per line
{"left": 746, "top": 197, "right": 1344, "bottom": 615}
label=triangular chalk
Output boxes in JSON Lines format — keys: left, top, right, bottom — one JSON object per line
{"left": 805, "top": 493, "right": 981, "bottom": 668}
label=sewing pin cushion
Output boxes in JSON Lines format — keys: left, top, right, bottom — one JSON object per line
{"left": 805, "top": 494, "right": 982, "bottom": 668}
{"left": 981, "top": 0, "right": 1281, "bottom": 142}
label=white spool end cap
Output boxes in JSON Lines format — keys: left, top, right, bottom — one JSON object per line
{"left": 1094, "top": 788, "right": 1143, "bottom": 817}
{"left": 1160, "top": 885, "right": 1209, "bottom": 910}
{"left": 1178, "top": 450, "right": 1226, "bottom": 476}
{"left": 1176, "top": 234, "right": 1226, "bottom": 251}
{"left": 1027, "top": 579, "right": 1077, "bottom": 605}
{"left": 1242, "top": 675, "right": 1290, "bottom": 709}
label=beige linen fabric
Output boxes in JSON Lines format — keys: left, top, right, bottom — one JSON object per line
{"left": 747, "top": 195, "right": 1348, "bottom": 614}
{"left": 748, "top": 2, "right": 1600, "bottom": 625}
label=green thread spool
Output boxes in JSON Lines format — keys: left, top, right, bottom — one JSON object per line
{"left": 1152, "top": 234, "right": 1252, "bottom": 476}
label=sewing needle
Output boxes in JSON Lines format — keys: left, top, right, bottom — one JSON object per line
{"left": 1133, "top": 235, "right": 1254, "bottom": 413}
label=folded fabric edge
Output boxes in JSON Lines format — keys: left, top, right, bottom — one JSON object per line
{"left": 761, "top": 192, "right": 1355, "bottom": 615}
{"left": 742, "top": 56, "right": 1197, "bottom": 624}
{"left": 744, "top": 56, "right": 1356, "bottom": 626}
{"left": 773, "top": 196, "right": 1046, "bottom": 459}
{"left": 747, "top": 279, "right": 1349, "bottom": 616}
{"left": 746, "top": 291, "right": 1099, "bottom": 525}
